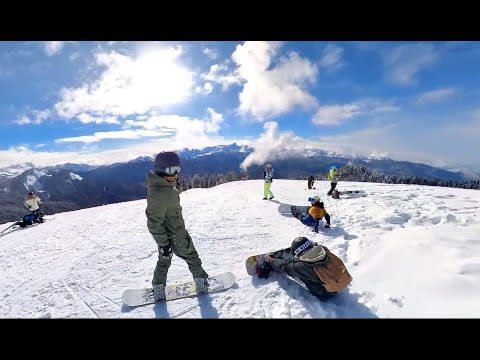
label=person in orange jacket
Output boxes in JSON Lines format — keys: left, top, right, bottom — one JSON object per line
{"left": 291, "top": 195, "right": 331, "bottom": 232}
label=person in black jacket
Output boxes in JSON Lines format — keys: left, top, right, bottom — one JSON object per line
{"left": 307, "top": 176, "right": 315, "bottom": 189}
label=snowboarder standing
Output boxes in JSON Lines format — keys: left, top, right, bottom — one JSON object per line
{"left": 327, "top": 166, "right": 339, "bottom": 196}
{"left": 264, "top": 237, "right": 353, "bottom": 300}
{"left": 263, "top": 163, "right": 274, "bottom": 200}
{"left": 307, "top": 176, "right": 315, "bottom": 189}
{"left": 145, "top": 151, "right": 209, "bottom": 301}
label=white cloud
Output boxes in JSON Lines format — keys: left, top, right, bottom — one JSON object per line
{"left": 12, "top": 110, "right": 51, "bottom": 125}
{"left": 315, "top": 125, "right": 400, "bottom": 158}
{"left": 44, "top": 41, "right": 65, "bottom": 56}
{"left": 384, "top": 44, "right": 438, "bottom": 86}
{"left": 55, "top": 129, "right": 174, "bottom": 144}
{"left": 319, "top": 44, "right": 344, "bottom": 71}
{"left": 232, "top": 41, "right": 319, "bottom": 120}
{"left": 203, "top": 82, "right": 213, "bottom": 94}
{"left": 77, "top": 113, "right": 119, "bottom": 124}
{"left": 54, "top": 47, "right": 194, "bottom": 120}
{"left": 203, "top": 47, "right": 218, "bottom": 60}
{"left": 435, "top": 108, "right": 480, "bottom": 141}
{"left": 312, "top": 98, "right": 400, "bottom": 126}
{"left": 313, "top": 104, "right": 361, "bottom": 125}
{"left": 13, "top": 115, "right": 32, "bottom": 125}
{"left": 195, "top": 82, "right": 213, "bottom": 95}
{"left": 125, "top": 108, "right": 224, "bottom": 134}
{"left": 203, "top": 42, "right": 319, "bottom": 120}
{"left": 202, "top": 63, "right": 241, "bottom": 90}
{"left": 239, "top": 122, "right": 319, "bottom": 171}
{"left": 56, "top": 108, "right": 224, "bottom": 145}
{"left": 314, "top": 110, "right": 480, "bottom": 171}
{"left": 414, "top": 87, "right": 458, "bottom": 105}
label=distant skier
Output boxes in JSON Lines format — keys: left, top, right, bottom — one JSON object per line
{"left": 263, "top": 237, "right": 353, "bottom": 300}
{"left": 145, "top": 151, "right": 209, "bottom": 301}
{"left": 307, "top": 176, "right": 315, "bottom": 189}
{"left": 327, "top": 166, "right": 339, "bottom": 196}
{"left": 291, "top": 195, "right": 331, "bottom": 232}
{"left": 24, "top": 192, "right": 44, "bottom": 223}
{"left": 263, "top": 163, "right": 274, "bottom": 200}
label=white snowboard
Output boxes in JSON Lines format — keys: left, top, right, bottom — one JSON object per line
{"left": 122, "top": 272, "right": 236, "bottom": 307}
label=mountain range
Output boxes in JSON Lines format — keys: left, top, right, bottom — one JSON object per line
{"left": 0, "top": 143, "right": 477, "bottom": 224}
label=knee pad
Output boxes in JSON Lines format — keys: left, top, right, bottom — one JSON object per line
{"left": 160, "top": 245, "right": 173, "bottom": 259}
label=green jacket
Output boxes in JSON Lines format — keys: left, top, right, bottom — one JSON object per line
{"left": 145, "top": 171, "right": 189, "bottom": 246}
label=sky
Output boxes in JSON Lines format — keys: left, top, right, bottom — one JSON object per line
{"left": 1, "top": 41, "right": 480, "bottom": 172}
{"left": 0, "top": 179, "right": 479, "bottom": 318}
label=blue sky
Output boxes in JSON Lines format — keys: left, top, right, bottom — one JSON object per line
{"left": 0, "top": 41, "right": 479, "bottom": 172}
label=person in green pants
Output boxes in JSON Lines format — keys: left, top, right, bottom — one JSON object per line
{"left": 263, "top": 163, "right": 274, "bottom": 200}
{"left": 145, "top": 151, "right": 209, "bottom": 300}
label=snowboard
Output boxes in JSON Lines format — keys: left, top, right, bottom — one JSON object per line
{"left": 246, "top": 247, "right": 292, "bottom": 276}
{"left": 333, "top": 190, "right": 367, "bottom": 199}
{"left": 122, "top": 272, "right": 236, "bottom": 307}
{"left": 277, "top": 204, "right": 309, "bottom": 215}
{"left": 0, "top": 219, "right": 48, "bottom": 234}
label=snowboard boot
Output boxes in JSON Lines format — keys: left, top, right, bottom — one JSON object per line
{"left": 152, "top": 284, "right": 165, "bottom": 301}
{"left": 194, "top": 278, "right": 209, "bottom": 293}
{"left": 291, "top": 206, "right": 298, "bottom": 217}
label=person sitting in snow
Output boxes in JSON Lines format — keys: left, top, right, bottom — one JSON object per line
{"left": 263, "top": 237, "right": 353, "bottom": 300}
{"left": 15, "top": 213, "right": 39, "bottom": 228}
{"left": 291, "top": 195, "right": 331, "bottom": 232}
{"left": 24, "top": 191, "right": 44, "bottom": 223}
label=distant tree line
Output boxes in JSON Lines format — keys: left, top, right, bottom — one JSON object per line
{"left": 177, "top": 171, "right": 257, "bottom": 192}
{"left": 300, "top": 163, "right": 480, "bottom": 190}
{"left": 2, "top": 165, "right": 477, "bottom": 225}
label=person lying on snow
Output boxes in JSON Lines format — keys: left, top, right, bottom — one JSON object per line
{"left": 291, "top": 195, "right": 331, "bottom": 232}
{"left": 261, "top": 237, "right": 353, "bottom": 301}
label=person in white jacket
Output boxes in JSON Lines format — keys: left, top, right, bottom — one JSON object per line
{"left": 24, "top": 192, "right": 44, "bottom": 223}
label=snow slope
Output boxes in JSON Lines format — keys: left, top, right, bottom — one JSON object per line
{"left": 0, "top": 180, "right": 479, "bottom": 318}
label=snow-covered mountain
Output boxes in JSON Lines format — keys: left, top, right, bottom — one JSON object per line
{"left": 0, "top": 143, "right": 477, "bottom": 225}
{"left": 0, "top": 162, "right": 35, "bottom": 180}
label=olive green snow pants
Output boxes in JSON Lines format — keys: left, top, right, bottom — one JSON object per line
{"left": 152, "top": 234, "right": 208, "bottom": 286}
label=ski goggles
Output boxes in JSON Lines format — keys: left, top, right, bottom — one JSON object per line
{"left": 308, "top": 197, "right": 319, "bottom": 202}
{"left": 157, "top": 165, "right": 182, "bottom": 175}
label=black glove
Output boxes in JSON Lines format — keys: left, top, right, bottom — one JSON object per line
{"left": 257, "top": 264, "right": 273, "bottom": 279}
